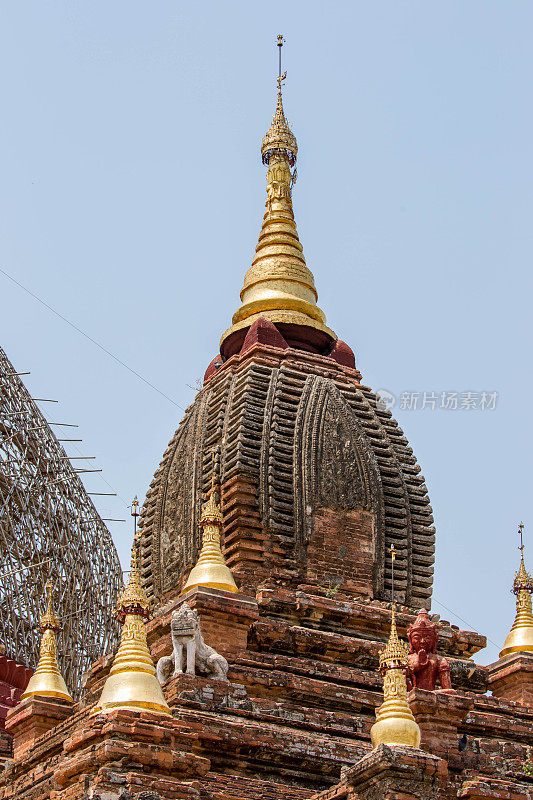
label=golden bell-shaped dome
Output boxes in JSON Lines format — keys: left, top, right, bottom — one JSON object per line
{"left": 94, "top": 544, "right": 171, "bottom": 716}
{"left": 22, "top": 581, "right": 73, "bottom": 703}
{"left": 500, "top": 530, "right": 533, "bottom": 658}
{"left": 370, "top": 604, "right": 421, "bottom": 749}
{"left": 220, "top": 77, "right": 336, "bottom": 357}
{"left": 182, "top": 483, "right": 238, "bottom": 595}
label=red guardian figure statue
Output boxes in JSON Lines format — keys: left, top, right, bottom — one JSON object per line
{"left": 407, "top": 609, "right": 453, "bottom": 692}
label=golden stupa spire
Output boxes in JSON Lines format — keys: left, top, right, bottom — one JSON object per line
{"left": 500, "top": 522, "right": 533, "bottom": 657}
{"left": 94, "top": 498, "right": 171, "bottom": 716}
{"left": 370, "top": 547, "right": 421, "bottom": 749}
{"left": 22, "top": 581, "right": 73, "bottom": 702}
{"left": 220, "top": 36, "right": 336, "bottom": 358}
{"left": 182, "top": 454, "right": 238, "bottom": 594}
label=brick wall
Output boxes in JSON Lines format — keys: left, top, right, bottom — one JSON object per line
{"left": 306, "top": 507, "right": 375, "bottom": 598}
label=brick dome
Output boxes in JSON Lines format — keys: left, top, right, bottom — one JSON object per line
{"left": 138, "top": 336, "right": 434, "bottom": 611}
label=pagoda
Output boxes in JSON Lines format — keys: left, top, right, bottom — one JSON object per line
{"left": 138, "top": 49, "right": 435, "bottom": 613}
{"left": 1, "top": 40, "right": 533, "bottom": 800}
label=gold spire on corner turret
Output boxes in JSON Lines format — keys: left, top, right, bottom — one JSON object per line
{"left": 181, "top": 461, "right": 238, "bottom": 595}
{"left": 370, "top": 602, "right": 421, "bottom": 749}
{"left": 500, "top": 522, "right": 533, "bottom": 658}
{"left": 370, "top": 547, "right": 421, "bottom": 749}
{"left": 22, "top": 581, "right": 73, "bottom": 702}
{"left": 379, "top": 603, "right": 409, "bottom": 671}
{"left": 220, "top": 36, "right": 336, "bottom": 358}
{"left": 94, "top": 499, "right": 171, "bottom": 716}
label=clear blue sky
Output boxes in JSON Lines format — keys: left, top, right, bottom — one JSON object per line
{"left": 1, "top": 2, "right": 531, "bottom": 665}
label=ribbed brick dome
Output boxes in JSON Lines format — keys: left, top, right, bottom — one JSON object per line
{"left": 138, "top": 337, "right": 434, "bottom": 611}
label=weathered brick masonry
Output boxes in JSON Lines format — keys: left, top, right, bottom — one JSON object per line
{"left": 2, "top": 339, "right": 531, "bottom": 798}
{"left": 1, "top": 583, "right": 533, "bottom": 799}
{"left": 0, "top": 653, "right": 32, "bottom": 766}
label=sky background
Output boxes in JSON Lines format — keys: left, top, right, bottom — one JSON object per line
{"left": 1, "top": 2, "right": 531, "bottom": 666}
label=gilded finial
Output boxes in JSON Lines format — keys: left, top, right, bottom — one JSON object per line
{"left": 513, "top": 522, "right": 532, "bottom": 591}
{"left": 379, "top": 545, "right": 408, "bottom": 669}
{"left": 370, "top": 549, "right": 421, "bottom": 749}
{"left": 115, "top": 538, "right": 151, "bottom": 621}
{"left": 181, "top": 450, "right": 238, "bottom": 595}
{"left": 22, "top": 581, "right": 73, "bottom": 702}
{"left": 379, "top": 602, "right": 410, "bottom": 674}
{"left": 41, "top": 580, "right": 60, "bottom": 631}
{"left": 500, "top": 522, "right": 533, "bottom": 657}
{"left": 260, "top": 45, "right": 297, "bottom": 169}
{"left": 389, "top": 544, "right": 397, "bottom": 603}
{"left": 219, "top": 37, "right": 336, "bottom": 358}
{"left": 276, "top": 35, "right": 285, "bottom": 92}
{"left": 112, "top": 496, "right": 150, "bottom": 619}
{"left": 94, "top": 498, "right": 170, "bottom": 716}
{"left": 131, "top": 495, "right": 140, "bottom": 537}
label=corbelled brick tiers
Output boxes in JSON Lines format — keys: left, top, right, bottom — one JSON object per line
{"left": 2, "top": 586, "right": 533, "bottom": 799}
{"left": 0, "top": 654, "right": 33, "bottom": 765}
{"left": 138, "top": 338, "right": 435, "bottom": 610}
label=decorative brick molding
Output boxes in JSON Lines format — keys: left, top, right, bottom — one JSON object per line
{"left": 311, "top": 744, "right": 447, "bottom": 800}
{"left": 487, "top": 652, "right": 533, "bottom": 708}
{"left": 5, "top": 695, "right": 73, "bottom": 760}
{"left": 1, "top": 590, "right": 531, "bottom": 799}
{"left": 458, "top": 777, "right": 533, "bottom": 799}
{"left": 0, "top": 654, "right": 33, "bottom": 733}
{"left": 50, "top": 709, "right": 210, "bottom": 799}
{"left": 408, "top": 687, "right": 474, "bottom": 762}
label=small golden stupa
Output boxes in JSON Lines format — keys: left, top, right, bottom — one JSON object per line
{"left": 220, "top": 36, "right": 335, "bottom": 357}
{"left": 94, "top": 499, "right": 171, "bottom": 716}
{"left": 22, "top": 581, "right": 73, "bottom": 703}
{"left": 370, "top": 602, "right": 421, "bottom": 749}
{"left": 500, "top": 523, "right": 533, "bottom": 658}
{"left": 182, "top": 471, "right": 238, "bottom": 595}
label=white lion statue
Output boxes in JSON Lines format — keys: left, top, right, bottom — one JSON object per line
{"left": 156, "top": 603, "right": 229, "bottom": 682}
